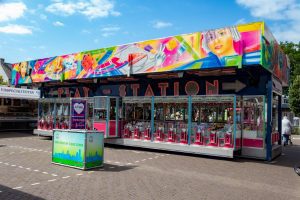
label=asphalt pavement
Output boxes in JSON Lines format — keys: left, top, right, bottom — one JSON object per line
{"left": 0, "top": 132, "right": 299, "bottom": 200}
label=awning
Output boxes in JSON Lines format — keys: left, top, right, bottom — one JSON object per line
{"left": 0, "top": 86, "right": 40, "bottom": 100}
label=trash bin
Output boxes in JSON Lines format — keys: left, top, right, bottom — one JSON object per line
{"left": 52, "top": 129, "right": 104, "bottom": 170}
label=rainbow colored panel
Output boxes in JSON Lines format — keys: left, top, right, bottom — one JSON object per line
{"left": 11, "top": 22, "right": 289, "bottom": 86}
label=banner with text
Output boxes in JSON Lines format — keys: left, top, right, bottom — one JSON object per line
{"left": 71, "top": 99, "right": 87, "bottom": 129}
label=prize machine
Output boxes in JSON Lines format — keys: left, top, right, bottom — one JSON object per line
{"left": 93, "top": 96, "right": 120, "bottom": 138}
{"left": 271, "top": 94, "right": 280, "bottom": 145}
{"left": 86, "top": 98, "right": 94, "bottom": 130}
{"left": 153, "top": 97, "right": 188, "bottom": 144}
{"left": 38, "top": 97, "right": 94, "bottom": 131}
{"left": 38, "top": 98, "right": 56, "bottom": 130}
{"left": 54, "top": 98, "right": 70, "bottom": 129}
{"left": 242, "top": 96, "right": 266, "bottom": 149}
{"left": 38, "top": 98, "right": 71, "bottom": 130}
{"left": 190, "top": 95, "right": 242, "bottom": 149}
{"left": 122, "top": 97, "right": 152, "bottom": 140}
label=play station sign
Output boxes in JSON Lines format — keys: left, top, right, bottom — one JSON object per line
{"left": 71, "top": 99, "right": 87, "bottom": 129}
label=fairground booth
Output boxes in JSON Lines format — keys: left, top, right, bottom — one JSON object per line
{"left": 0, "top": 86, "right": 39, "bottom": 130}
{"left": 11, "top": 22, "right": 289, "bottom": 160}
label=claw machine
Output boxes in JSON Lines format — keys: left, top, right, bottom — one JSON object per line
{"left": 93, "top": 96, "right": 120, "bottom": 138}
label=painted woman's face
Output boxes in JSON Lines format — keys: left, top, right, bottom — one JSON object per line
{"left": 19, "top": 62, "right": 27, "bottom": 78}
{"left": 206, "top": 28, "right": 235, "bottom": 57}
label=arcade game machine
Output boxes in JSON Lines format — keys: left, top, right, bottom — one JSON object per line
{"left": 37, "top": 98, "right": 70, "bottom": 136}
{"left": 190, "top": 95, "right": 242, "bottom": 150}
{"left": 122, "top": 96, "right": 152, "bottom": 140}
{"left": 153, "top": 96, "right": 188, "bottom": 144}
{"left": 93, "top": 96, "right": 120, "bottom": 138}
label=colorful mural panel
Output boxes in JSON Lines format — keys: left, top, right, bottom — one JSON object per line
{"left": 12, "top": 22, "right": 288, "bottom": 86}
{"left": 262, "top": 24, "right": 290, "bottom": 86}
{"left": 11, "top": 61, "right": 32, "bottom": 85}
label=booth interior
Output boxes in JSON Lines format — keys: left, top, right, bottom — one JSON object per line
{"left": 37, "top": 96, "right": 120, "bottom": 138}
{"left": 122, "top": 95, "right": 242, "bottom": 148}
{"left": 0, "top": 86, "right": 39, "bottom": 130}
{"left": 34, "top": 67, "right": 282, "bottom": 159}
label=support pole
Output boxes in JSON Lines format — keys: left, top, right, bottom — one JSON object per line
{"left": 266, "top": 80, "right": 273, "bottom": 161}
{"left": 151, "top": 96, "right": 154, "bottom": 142}
{"left": 188, "top": 96, "right": 192, "bottom": 145}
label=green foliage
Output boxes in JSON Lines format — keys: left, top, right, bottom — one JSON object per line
{"left": 0, "top": 75, "right": 8, "bottom": 85}
{"left": 280, "top": 42, "right": 300, "bottom": 95}
{"left": 280, "top": 42, "right": 300, "bottom": 83}
{"left": 293, "top": 127, "right": 300, "bottom": 135}
{"left": 289, "top": 75, "right": 300, "bottom": 116}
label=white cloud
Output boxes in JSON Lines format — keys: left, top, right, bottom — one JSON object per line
{"left": 0, "top": 2, "right": 27, "bottom": 22}
{"left": 18, "top": 48, "right": 26, "bottom": 52}
{"left": 235, "top": 18, "right": 246, "bottom": 25}
{"left": 45, "top": 0, "right": 121, "bottom": 19}
{"left": 272, "top": 21, "right": 300, "bottom": 42}
{"left": 53, "top": 21, "right": 64, "bottom": 26}
{"left": 40, "top": 14, "right": 48, "bottom": 20}
{"left": 152, "top": 21, "right": 173, "bottom": 29}
{"left": 111, "top": 11, "right": 121, "bottom": 17}
{"left": 30, "top": 20, "right": 37, "bottom": 25}
{"left": 236, "top": 0, "right": 300, "bottom": 42}
{"left": 101, "top": 26, "right": 120, "bottom": 32}
{"left": 100, "top": 25, "right": 120, "bottom": 37}
{"left": 101, "top": 32, "right": 114, "bottom": 37}
{"left": 0, "top": 24, "right": 32, "bottom": 35}
{"left": 81, "top": 29, "right": 91, "bottom": 34}
{"left": 236, "top": 0, "right": 295, "bottom": 20}
{"left": 33, "top": 45, "right": 46, "bottom": 49}
{"left": 46, "top": 2, "right": 77, "bottom": 16}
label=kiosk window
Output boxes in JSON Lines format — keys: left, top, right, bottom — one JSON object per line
{"left": 4, "top": 98, "right": 11, "bottom": 106}
{"left": 154, "top": 103, "right": 164, "bottom": 121}
{"left": 94, "top": 109, "right": 106, "bottom": 121}
{"left": 13, "top": 99, "right": 21, "bottom": 106}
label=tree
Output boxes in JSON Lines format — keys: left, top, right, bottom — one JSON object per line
{"left": 0, "top": 75, "right": 8, "bottom": 85}
{"left": 289, "top": 75, "right": 300, "bottom": 116}
{"left": 280, "top": 42, "right": 300, "bottom": 83}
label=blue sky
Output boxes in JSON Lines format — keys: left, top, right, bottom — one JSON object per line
{"left": 0, "top": 0, "right": 300, "bottom": 64}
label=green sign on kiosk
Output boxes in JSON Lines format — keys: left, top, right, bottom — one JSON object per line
{"left": 52, "top": 130, "right": 104, "bottom": 170}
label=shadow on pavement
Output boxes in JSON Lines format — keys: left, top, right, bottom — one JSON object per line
{"left": 90, "top": 163, "right": 137, "bottom": 172}
{"left": 0, "top": 184, "right": 45, "bottom": 200}
{"left": 0, "top": 131, "right": 34, "bottom": 139}
{"left": 105, "top": 142, "right": 300, "bottom": 169}
{"left": 35, "top": 136, "right": 52, "bottom": 141}
{"left": 231, "top": 144, "right": 300, "bottom": 171}
{"left": 105, "top": 143, "right": 233, "bottom": 162}
{"left": 269, "top": 144, "right": 300, "bottom": 168}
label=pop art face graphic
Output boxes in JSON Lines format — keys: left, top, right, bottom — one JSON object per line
{"left": 205, "top": 28, "right": 236, "bottom": 57}
{"left": 63, "top": 55, "right": 76, "bottom": 70}
{"left": 81, "top": 54, "right": 94, "bottom": 72}
{"left": 19, "top": 61, "right": 28, "bottom": 78}
{"left": 45, "top": 57, "right": 62, "bottom": 74}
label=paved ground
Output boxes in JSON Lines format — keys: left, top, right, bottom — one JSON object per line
{"left": 0, "top": 132, "right": 299, "bottom": 200}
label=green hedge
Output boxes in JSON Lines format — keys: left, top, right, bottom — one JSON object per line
{"left": 293, "top": 127, "right": 300, "bottom": 135}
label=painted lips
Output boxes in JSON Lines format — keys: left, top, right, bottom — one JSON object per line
{"left": 215, "top": 45, "right": 223, "bottom": 50}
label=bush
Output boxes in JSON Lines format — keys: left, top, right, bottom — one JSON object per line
{"left": 289, "top": 76, "right": 300, "bottom": 116}
{"left": 292, "top": 127, "right": 300, "bottom": 135}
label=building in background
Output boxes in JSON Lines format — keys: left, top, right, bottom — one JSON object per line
{"left": 282, "top": 95, "right": 300, "bottom": 127}
{"left": 0, "top": 58, "right": 12, "bottom": 85}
